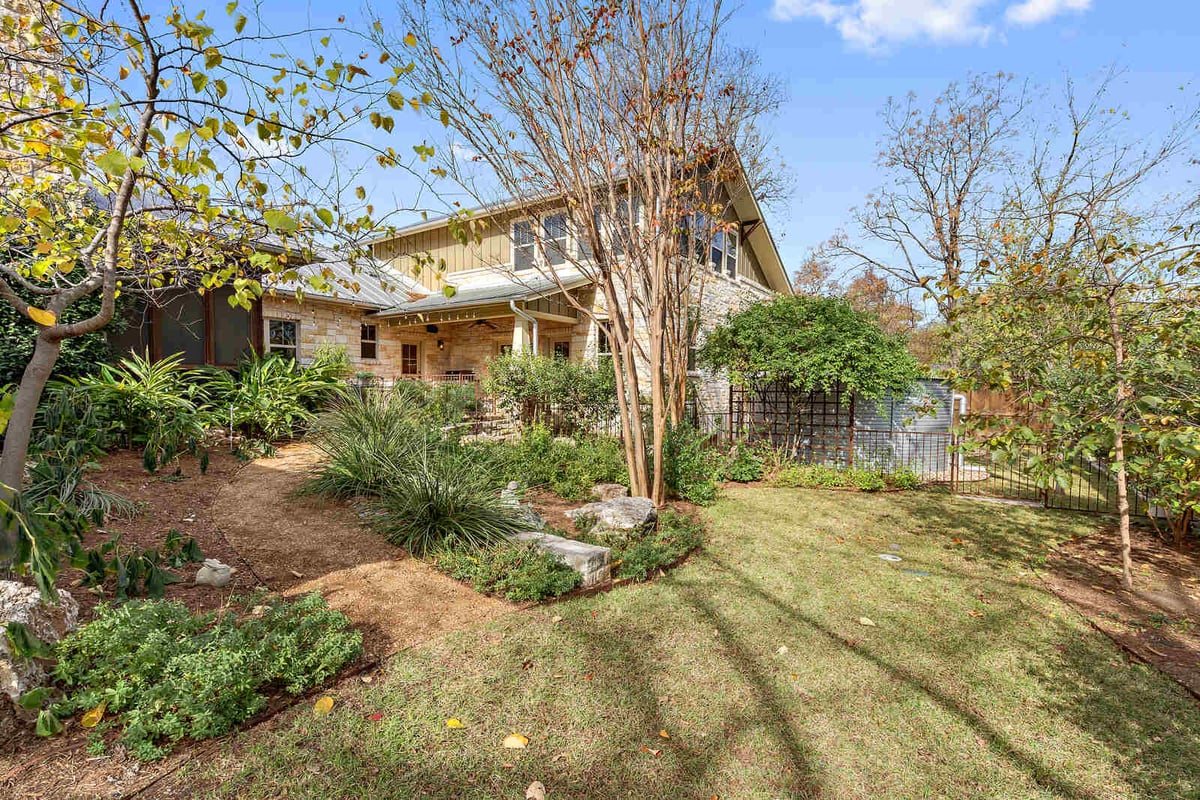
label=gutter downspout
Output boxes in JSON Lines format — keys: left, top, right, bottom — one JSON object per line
{"left": 509, "top": 300, "right": 538, "bottom": 355}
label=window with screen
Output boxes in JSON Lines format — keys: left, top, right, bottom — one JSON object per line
{"left": 360, "top": 324, "right": 378, "bottom": 360}
{"left": 159, "top": 291, "right": 206, "bottom": 365}
{"left": 212, "top": 287, "right": 253, "bottom": 365}
{"left": 267, "top": 319, "right": 298, "bottom": 359}
{"left": 512, "top": 219, "right": 536, "bottom": 271}
{"left": 400, "top": 342, "right": 419, "bottom": 375}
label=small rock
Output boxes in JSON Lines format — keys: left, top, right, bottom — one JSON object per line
{"left": 195, "top": 559, "right": 234, "bottom": 588}
{"left": 289, "top": 569, "right": 304, "bottom": 579}
{"left": 526, "top": 781, "right": 547, "bottom": 800}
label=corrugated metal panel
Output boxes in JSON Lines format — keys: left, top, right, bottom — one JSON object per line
{"left": 854, "top": 379, "right": 953, "bottom": 433}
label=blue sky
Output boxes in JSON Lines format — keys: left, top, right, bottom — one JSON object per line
{"left": 176, "top": 1, "right": 1200, "bottom": 279}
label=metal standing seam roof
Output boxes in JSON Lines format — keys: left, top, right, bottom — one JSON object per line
{"left": 264, "top": 258, "right": 425, "bottom": 309}
{"left": 371, "top": 275, "right": 593, "bottom": 318}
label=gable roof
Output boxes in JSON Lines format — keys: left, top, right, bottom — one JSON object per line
{"left": 366, "top": 162, "right": 793, "bottom": 295}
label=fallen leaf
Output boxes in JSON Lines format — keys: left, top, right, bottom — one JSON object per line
{"left": 80, "top": 701, "right": 107, "bottom": 728}
{"left": 446, "top": 718, "right": 464, "bottom": 729}
{"left": 789, "top": 673, "right": 798, "bottom": 679}
{"left": 639, "top": 746, "right": 662, "bottom": 758}
{"left": 659, "top": 729, "right": 670, "bottom": 739}
{"left": 967, "top": 610, "right": 984, "bottom": 618}
{"left": 522, "top": 659, "right": 534, "bottom": 671}
{"left": 503, "top": 733, "right": 529, "bottom": 749}
{"left": 551, "top": 615, "right": 563, "bottom": 623}
{"left": 366, "top": 712, "right": 384, "bottom": 722}
{"left": 858, "top": 617, "right": 877, "bottom": 627}
{"left": 313, "top": 696, "right": 334, "bottom": 716}
{"left": 525, "top": 781, "right": 547, "bottom": 800}
{"left": 775, "top": 645, "right": 789, "bottom": 655}
{"left": 361, "top": 675, "right": 374, "bottom": 684}
{"left": 583, "top": 673, "right": 593, "bottom": 681}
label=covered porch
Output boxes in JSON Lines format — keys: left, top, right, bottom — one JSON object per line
{"left": 366, "top": 277, "right": 594, "bottom": 385}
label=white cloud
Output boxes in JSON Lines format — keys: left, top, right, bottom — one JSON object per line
{"left": 770, "top": 0, "right": 993, "bottom": 50}
{"left": 772, "top": 0, "right": 1091, "bottom": 50}
{"left": 1004, "top": 0, "right": 1090, "bottom": 26}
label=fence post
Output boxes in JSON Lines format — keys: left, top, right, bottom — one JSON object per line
{"left": 848, "top": 395, "right": 856, "bottom": 468}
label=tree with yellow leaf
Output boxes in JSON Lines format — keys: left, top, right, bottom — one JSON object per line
{"left": 0, "top": 1, "right": 429, "bottom": 565}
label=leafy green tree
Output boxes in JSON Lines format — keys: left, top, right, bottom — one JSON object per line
{"left": 0, "top": 1, "right": 430, "bottom": 563}
{"left": 697, "top": 295, "right": 921, "bottom": 408}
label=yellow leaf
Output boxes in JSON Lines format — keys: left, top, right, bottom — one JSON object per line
{"left": 313, "top": 696, "right": 334, "bottom": 716}
{"left": 446, "top": 718, "right": 464, "bottom": 728}
{"left": 502, "top": 733, "right": 529, "bottom": 749}
{"left": 403, "top": 32, "right": 417, "bottom": 47}
{"left": 80, "top": 701, "right": 106, "bottom": 728}
{"left": 659, "top": 729, "right": 670, "bottom": 739}
{"left": 27, "top": 141, "right": 50, "bottom": 155}
{"left": 27, "top": 307, "right": 56, "bottom": 326}
{"left": 35, "top": 241, "right": 52, "bottom": 254}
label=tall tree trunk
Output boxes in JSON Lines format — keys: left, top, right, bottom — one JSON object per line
{"left": 0, "top": 333, "right": 62, "bottom": 563}
{"left": 1105, "top": 288, "right": 1135, "bottom": 590}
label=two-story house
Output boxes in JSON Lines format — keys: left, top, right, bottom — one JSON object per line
{"left": 115, "top": 166, "right": 791, "bottom": 412}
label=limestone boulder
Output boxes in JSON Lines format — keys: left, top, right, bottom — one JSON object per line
{"left": 195, "top": 559, "right": 235, "bottom": 588}
{"left": 0, "top": 581, "right": 79, "bottom": 705}
{"left": 566, "top": 496, "right": 657, "bottom": 540}
{"left": 510, "top": 531, "right": 611, "bottom": 588}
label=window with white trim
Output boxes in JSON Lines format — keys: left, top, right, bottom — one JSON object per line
{"left": 266, "top": 319, "right": 298, "bottom": 359}
{"left": 596, "top": 320, "right": 612, "bottom": 363}
{"left": 512, "top": 219, "right": 536, "bottom": 271}
{"left": 712, "top": 228, "right": 738, "bottom": 279}
{"left": 543, "top": 212, "right": 569, "bottom": 266}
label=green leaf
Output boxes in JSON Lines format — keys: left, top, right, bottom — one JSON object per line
{"left": 18, "top": 687, "right": 51, "bottom": 710}
{"left": 0, "top": 389, "right": 13, "bottom": 436}
{"left": 316, "top": 208, "right": 334, "bottom": 227}
{"left": 96, "top": 149, "right": 129, "bottom": 177}
{"left": 35, "top": 710, "right": 63, "bottom": 737}
{"left": 263, "top": 209, "right": 299, "bottom": 233}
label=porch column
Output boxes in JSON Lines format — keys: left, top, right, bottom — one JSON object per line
{"left": 512, "top": 317, "right": 535, "bottom": 354}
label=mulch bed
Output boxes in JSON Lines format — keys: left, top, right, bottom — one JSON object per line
{"left": 60, "top": 448, "right": 262, "bottom": 622}
{"left": 1043, "top": 525, "right": 1200, "bottom": 698}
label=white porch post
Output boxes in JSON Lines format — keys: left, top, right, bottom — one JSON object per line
{"left": 511, "top": 317, "right": 535, "bottom": 354}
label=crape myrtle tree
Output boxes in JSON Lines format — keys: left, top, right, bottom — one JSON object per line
{"left": 956, "top": 79, "right": 1200, "bottom": 587}
{"left": 375, "top": 0, "right": 785, "bottom": 504}
{"left": 0, "top": 0, "right": 434, "bottom": 563}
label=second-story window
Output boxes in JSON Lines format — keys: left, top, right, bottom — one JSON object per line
{"left": 543, "top": 212, "right": 570, "bottom": 266}
{"left": 513, "top": 219, "right": 536, "bottom": 270}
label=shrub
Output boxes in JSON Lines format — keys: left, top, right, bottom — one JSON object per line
{"left": 472, "top": 425, "right": 627, "bottom": 501}
{"left": 72, "top": 351, "right": 210, "bottom": 471}
{"left": 889, "top": 468, "right": 922, "bottom": 490}
{"left": 49, "top": 593, "right": 360, "bottom": 761}
{"left": 612, "top": 511, "right": 704, "bottom": 582}
{"left": 431, "top": 542, "right": 580, "bottom": 601}
{"left": 483, "top": 353, "right": 617, "bottom": 433}
{"left": 662, "top": 423, "right": 719, "bottom": 505}
{"left": 205, "top": 352, "right": 342, "bottom": 442}
{"left": 720, "top": 443, "right": 767, "bottom": 483}
{"left": 367, "top": 451, "right": 527, "bottom": 555}
{"left": 771, "top": 463, "right": 887, "bottom": 492}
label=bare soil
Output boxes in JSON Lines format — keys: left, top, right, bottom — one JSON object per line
{"left": 1043, "top": 525, "right": 1200, "bottom": 697}
{"left": 1, "top": 442, "right": 511, "bottom": 799}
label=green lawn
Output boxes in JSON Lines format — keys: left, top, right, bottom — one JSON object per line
{"left": 189, "top": 488, "right": 1200, "bottom": 799}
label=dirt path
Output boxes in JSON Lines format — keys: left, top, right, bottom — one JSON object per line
{"left": 210, "top": 442, "right": 512, "bottom": 660}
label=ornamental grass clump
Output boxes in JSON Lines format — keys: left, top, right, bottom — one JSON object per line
{"left": 367, "top": 452, "right": 527, "bottom": 555}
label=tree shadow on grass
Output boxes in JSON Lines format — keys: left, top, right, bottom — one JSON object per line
{"left": 694, "top": 550, "right": 1103, "bottom": 800}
